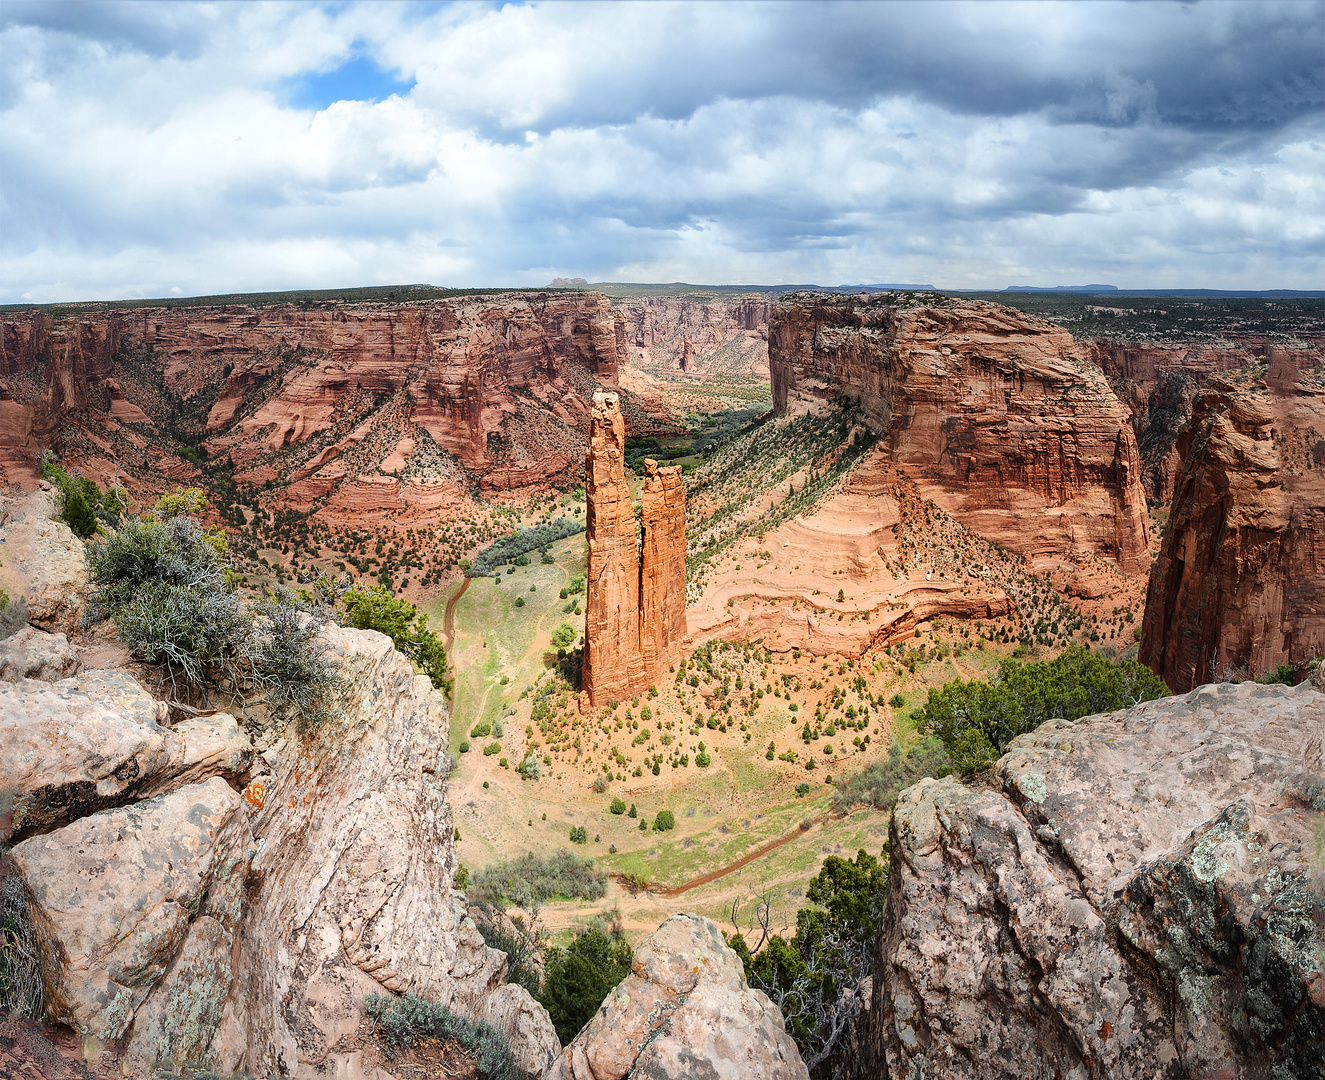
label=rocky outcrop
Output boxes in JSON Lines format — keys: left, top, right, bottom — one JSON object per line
{"left": 547, "top": 913, "right": 809, "bottom": 1080}
{"left": 0, "top": 487, "right": 86, "bottom": 634}
{"left": 0, "top": 671, "right": 251, "bottom": 842}
{"left": 861, "top": 679, "right": 1325, "bottom": 1080}
{"left": 1089, "top": 337, "right": 1325, "bottom": 502}
{"left": 581, "top": 391, "right": 686, "bottom": 707}
{"left": 9, "top": 777, "right": 254, "bottom": 1071}
{"left": 0, "top": 291, "right": 630, "bottom": 517}
{"left": 1140, "top": 375, "right": 1325, "bottom": 692}
{"left": 769, "top": 294, "right": 1150, "bottom": 572}
{"left": 0, "top": 625, "right": 559, "bottom": 1077}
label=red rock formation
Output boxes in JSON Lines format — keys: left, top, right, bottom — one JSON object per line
{"left": 1139, "top": 373, "right": 1325, "bottom": 692}
{"left": 769, "top": 294, "right": 1151, "bottom": 573}
{"left": 581, "top": 391, "right": 686, "bottom": 707}
{"left": 1087, "top": 337, "right": 1325, "bottom": 502}
{"left": 617, "top": 294, "right": 771, "bottom": 379}
{"left": 0, "top": 291, "right": 628, "bottom": 512}
{"left": 581, "top": 390, "right": 645, "bottom": 705}
{"left": 639, "top": 458, "right": 686, "bottom": 681}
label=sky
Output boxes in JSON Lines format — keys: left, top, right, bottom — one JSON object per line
{"left": 1, "top": 0, "right": 1322, "bottom": 302}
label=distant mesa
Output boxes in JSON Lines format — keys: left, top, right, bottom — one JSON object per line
{"left": 1004, "top": 284, "right": 1119, "bottom": 293}
{"left": 548, "top": 277, "right": 589, "bottom": 287}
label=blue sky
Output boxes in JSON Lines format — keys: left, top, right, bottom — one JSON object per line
{"left": 1, "top": 0, "right": 1321, "bottom": 301}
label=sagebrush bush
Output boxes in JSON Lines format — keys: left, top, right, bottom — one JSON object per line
{"left": 365, "top": 993, "right": 518, "bottom": 1080}
{"left": 469, "top": 850, "right": 606, "bottom": 909}
{"left": 832, "top": 738, "right": 952, "bottom": 813}
{"left": 0, "top": 872, "right": 43, "bottom": 1019}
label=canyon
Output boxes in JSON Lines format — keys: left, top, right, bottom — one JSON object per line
{"left": 0, "top": 291, "right": 649, "bottom": 519}
{"left": 580, "top": 390, "right": 686, "bottom": 707}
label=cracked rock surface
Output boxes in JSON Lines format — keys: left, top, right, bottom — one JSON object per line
{"left": 862, "top": 679, "right": 1325, "bottom": 1080}
{"left": 547, "top": 913, "right": 809, "bottom": 1080}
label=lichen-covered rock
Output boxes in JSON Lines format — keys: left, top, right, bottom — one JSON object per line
{"left": 7, "top": 776, "right": 254, "bottom": 1072}
{"left": 547, "top": 913, "right": 809, "bottom": 1080}
{"left": 0, "top": 487, "right": 85, "bottom": 633}
{"left": 233, "top": 624, "right": 560, "bottom": 1077}
{"left": 0, "top": 624, "right": 82, "bottom": 683}
{"left": 863, "top": 679, "right": 1325, "bottom": 1080}
{"left": 0, "top": 669, "right": 249, "bottom": 841}
{"left": 483, "top": 983, "right": 563, "bottom": 1077}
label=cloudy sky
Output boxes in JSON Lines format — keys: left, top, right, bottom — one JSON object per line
{"left": 2, "top": 0, "right": 1322, "bottom": 301}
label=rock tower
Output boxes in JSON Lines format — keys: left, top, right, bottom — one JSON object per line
{"left": 581, "top": 390, "right": 686, "bottom": 707}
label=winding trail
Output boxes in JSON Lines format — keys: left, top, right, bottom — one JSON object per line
{"left": 612, "top": 810, "right": 836, "bottom": 897}
{"left": 442, "top": 576, "right": 470, "bottom": 651}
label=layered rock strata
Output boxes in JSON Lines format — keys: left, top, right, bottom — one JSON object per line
{"left": 769, "top": 294, "right": 1150, "bottom": 572}
{"left": 581, "top": 391, "right": 686, "bottom": 706}
{"left": 547, "top": 913, "right": 809, "bottom": 1080}
{"left": 0, "top": 291, "right": 627, "bottom": 505}
{"left": 860, "top": 679, "right": 1325, "bottom": 1080}
{"left": 618, "top": 294, "right": 771, "bottom": 379}
{"left": 1140, "top": 375, "right": 1325, "bottom": 692}
{"left": 1090, "top": 337, "right": 1325, "bottom": 502}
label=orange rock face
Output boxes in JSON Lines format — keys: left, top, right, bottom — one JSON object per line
{"left": 769, "top": 294, "right": 1151, "bottom": 573}
{"left": 1088, "top": 337, "right": 1325, "bottom": 503}
{"left": 1139, "top": 374, "right": 1325, "bottom": 692}
{"left": 581, "top": 391, "right": 685, "bottom": 707}
{"left": 618, "top": 295, "right": 771, "bottom": 379}
{"left": 0, "top": 292, "right": 627, "bottom": 511}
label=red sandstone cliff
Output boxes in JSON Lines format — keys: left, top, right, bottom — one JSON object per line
{"left": 616, "top": 295, "right": 771, "bottom": 380}
{"left": 769, "top": 294, "right": 1151, "bottom": 573}
{"left": 1087, "top": 336, "right": 1325, "bottom": 503}
{"left": 0, "top": 292, "right": 629, "bottom": 509}
{"left": 1139, "top": 371, "right": 1325, "bottom": 692}
{"left": 581, "top": 391, "right": 685, "bottom": 707}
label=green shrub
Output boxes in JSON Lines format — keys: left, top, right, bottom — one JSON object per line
{"left": 471, "top": 722, "right": 492, "bottom": 738}
{"left": 916, "top": 645, "right": 1169, "bottom": 763}
{"left": 627, "top": 803, "right": 637, "bottom": 818}
{"left": 609, "top": 797, "right": 627, "bottom": 815}
{"left": 1256, "top": 663, "right": 1298, "bottom": 685}
{"left": 514, "top": 596, "right": 525, "bottom": 608}
{"left": 569, "top": 825, "right": 587, "bottom": 844}
{"left": 459, "top": 740, "right": 471, "bottom": 753}
{"left": 652, "top": 809, "right": 675, "bottom": 831}
{"left": 340, "top": 585, "right": 452, "bottom": 694}
{"left": 483, "top": 741, "right": 502, "bottom": 756}
{"left": 365, "top": 994, "right": 518, "bottom": 1080}
{"left": 833, "top": 738, "right": 951, "bottom": 813}
{"left": 538, "top": 929, "right": 633, "bottom": 1044}
{"left": 551, "top": 622, "right": 576, "bottom": 649}
{"left": 468, "top": 519, "right": 584, "bottom": 576}
{"left": 519, "top": 755, "right": 541, "bottom": 780}
{"left": 696, "top": 751, "right": 711, "bottom": 767}
{"left": 469, "top": 850, "right": 607, "bottom": 908}
{"left": 889, "top": 693, "right": 906, "bottom": 708}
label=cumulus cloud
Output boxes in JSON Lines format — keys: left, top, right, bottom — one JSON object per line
{"left": 0, "top": 0, "right": 1321, "bottom": 301}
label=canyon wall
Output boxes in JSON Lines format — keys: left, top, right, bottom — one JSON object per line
{"left": 615, "top": 294, "right": 771, "bottom": 380}
{"left": 0, "top": 292, "right": 631, "bottom": 507}
{"left": 581, "top": 391, "right": 686, "bottom": 707}
{"left": 768, "top": 294, "right": 1151, "bottom": 573}
{"left": 1088, "top": 336, "right": 1325, "bottom": 503}
{"left": 1139, "top": 372, "right": 1325, "bottom": 692}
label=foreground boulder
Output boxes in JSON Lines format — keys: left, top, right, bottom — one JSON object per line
{"left": 548, "top": 913, "right": 809, "bottom": 1080}
{"left": 864, "top": 679, "right": 1325, "bottom": 1079}
{"left": 0, "top": 624, "right": 82, "bottom": 683}
{"left": 0, "top": 487, "right": 85, "bottom": 633}
{"left": 0, "top": 670, "right": 250, "bottom": 842}
{"left": 8, "top": 776, "right": 254, "bottom": 1071}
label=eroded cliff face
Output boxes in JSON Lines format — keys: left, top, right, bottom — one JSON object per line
{"left": 1089, "top": 337, "right": 1325, "bottom": 503}
{"left": 581, "top": 391, "right": 686, "bottom": 707}
{"left": 1139, "top": 372, "right": 1325, "bottom": 692}
{"left": 769, "top": 295, "right": 1151, "bottom": 573}
{"left": 617, "top": 294, "right": 771, "bottom": 380}
{"left": 858, "top": 678, "right": 1325, "bottom": 1080}
{"left": 0, "top": 292, "right": 629, "bottom": 509}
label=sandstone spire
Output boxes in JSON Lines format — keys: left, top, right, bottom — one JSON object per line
{"left": 581, "top": 390, "right": 686, "bottom": 707}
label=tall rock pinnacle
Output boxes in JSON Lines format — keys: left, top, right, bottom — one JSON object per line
{"left": 581, "top": 390, "right": 686, "bottom": 707}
